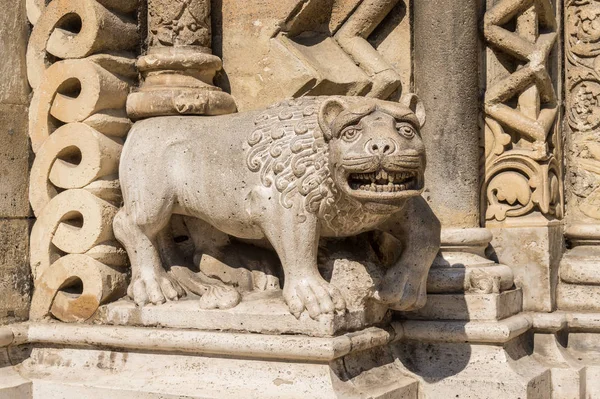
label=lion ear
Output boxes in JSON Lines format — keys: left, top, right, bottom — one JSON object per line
{"left": 318, "top": 98, "right": 346, "bottom": 141}
{"left": 400, "top": 94, "right": 426, "bottom": 129}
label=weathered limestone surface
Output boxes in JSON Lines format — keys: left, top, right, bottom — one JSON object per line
{"left": 0, "top": 0, "right": 32, "bottom": 325}
{"left": 0, "top": 221, "right": 31, "bottom": 324}
{"left": 3, "top": 0, "right": 600, "bottom": 397}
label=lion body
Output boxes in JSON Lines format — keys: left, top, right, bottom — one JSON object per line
{"left": 120, "top": 97, "right": 389, "bottom": 239}
{"left": 114, "top": 96, "right": 439, "bottom": 316}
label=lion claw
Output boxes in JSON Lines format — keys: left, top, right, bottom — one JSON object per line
{"left": 128, "top": 270, "right": 186, "bottom": 307}
{"left": 283, "top": 276, "right": 346, "bottom": 320}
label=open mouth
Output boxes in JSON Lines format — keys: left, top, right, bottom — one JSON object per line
{"left": 348, "top": 169, "right": 420, "bottom": 193}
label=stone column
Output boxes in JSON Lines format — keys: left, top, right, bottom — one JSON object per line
{"left": 481, "top": 0, "right": 562, "bottom": 312}
{"left": 127, "top": 0, "right": 236, "bottom": 119}
{"left": 559, "top": 0, "right": 600, "bottom": 311}
{"left": 413, "top": 0, "right": 513, "bottom": 293}
{"left": 0, "top": 0, "right": 32, "bottom": 324}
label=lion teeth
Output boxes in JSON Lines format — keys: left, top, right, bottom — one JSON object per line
{"left": 349, "top": 170, "right": 419, "bottom": 192}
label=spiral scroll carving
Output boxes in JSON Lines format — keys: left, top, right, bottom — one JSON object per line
{"left": 27, "top": 0, "right": 137, "bottom": 322}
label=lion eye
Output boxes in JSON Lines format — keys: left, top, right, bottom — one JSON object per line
{"left": 341, "top": 126, "right": 361, "bottom": 141}
{"left": 396, "top": 123, "right": 416, "bottom": 139}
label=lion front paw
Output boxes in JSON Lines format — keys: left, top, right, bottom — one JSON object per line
{"left": 284, "top": 276, "right": 346, "bottom": 320}
{"left": 128, "top": 269, "right": 186, "bottom": 306}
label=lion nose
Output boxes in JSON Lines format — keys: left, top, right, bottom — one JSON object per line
{"left": 367, "top": 139, "right": 395, "bottom": 156}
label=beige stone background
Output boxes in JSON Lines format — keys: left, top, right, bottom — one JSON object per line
{"left": 0, "top": 0, "right": 32, "bottom": 324}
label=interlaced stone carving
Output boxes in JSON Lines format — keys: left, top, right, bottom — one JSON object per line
{"left": 26, "top": 0, "right": 138, "bottom": 322}
{"left": 482, "top": 0, "right": 563, "bottom": 222}
{"left": 149, "top": 0, "right": 211, "bottom": 47}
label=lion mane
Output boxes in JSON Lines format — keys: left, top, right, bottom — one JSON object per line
{"left": 246, "top": 97, "right": 387, "bottom": 235}
{"left": 246, "top": 97, "right": 338, "bottom": 214}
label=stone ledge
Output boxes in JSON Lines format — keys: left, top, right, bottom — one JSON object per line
{"left": 6, "top": 322, "right": 398, "bottom": 362}
{"left": 531, "top": 311, "right": 600, "bottom": 333}
{"left": 395, "top": 313, "right": 532, "bottom": 343}
{"left": 400, "top": 289, "right": 523, "bottom": 321}
{"left": 97, "top": 292, "right": 389, "bottom": 337}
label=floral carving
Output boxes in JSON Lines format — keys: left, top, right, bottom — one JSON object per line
{"left": 482, "top": 0, "right": 563, "bottom": 222}
{"left": 566, "top": 0, "right": 600, "bottom": 222}
{"left": 149, "top": 0, "right": 210, "bottom": 47}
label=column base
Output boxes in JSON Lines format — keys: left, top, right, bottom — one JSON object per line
{"left": 126, "top": 47, "right": 237, "bottom": 120}
{"left": 487, "top": 218, "right": 564, "bottom": 311}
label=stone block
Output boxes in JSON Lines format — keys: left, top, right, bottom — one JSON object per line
{"left": 488, "top": 222, "right": 564, "bottom": 312}
{"left": 0, "top": 0, "right": 29, "bottom": 105}
{"left": 98, "top": 291, "right": 389, "bottom": 337}
{"left": 0, "top": 219, "right": 31, "bottom": 324}
{"left": 401, "top": 289, "right": 523, "bottom": 321}
{"left": 557, "top": 284, "right": 600, "bottom": 312}
{"left": 0, "top": 104, "right": 30, "bottom": 218}
{"left": 13, "top": 323, "right": 418, "bottom": 398}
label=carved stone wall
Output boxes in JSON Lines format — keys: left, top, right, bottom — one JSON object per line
{"left": 482, "top": 0, "right": 565, "bottom": 312}
{"left": 483, "top": 0, "right": 563, "bottom": 223}
{"left": 25, "top": 0, "right": 139, "bottom": 322}
{"left": 2, "top": 1, "right": 600, "bottom": 398}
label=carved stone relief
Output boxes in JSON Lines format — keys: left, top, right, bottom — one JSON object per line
{"left": 149, "top": 0, "right": 211, "bottom": 47}
{"left": 110, "top": 96, "right": 439, "bottom": 330}
{"left": 565, "top": 0, "right": 600, "bottom": 223}
{"left": 127, "top": 0, "right": 237, "bottom": 119}
{"left": 482, "top": 0, "right": 563, "bottom": 223}
{"left": 217, "top": 0, "right": 412, "bottom": 111}
{"left": 26, "top": 0, "right": 139, "bottom": 322}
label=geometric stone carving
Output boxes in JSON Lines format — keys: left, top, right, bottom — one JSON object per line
{"left": 30, "top": 254, "right": 127, "bottom": 322}
{"left": 26, "top": 0, "right": 136, "bottom": 323}
{"left": 274, "top": 0, "right": 404, "bottom": 100}
{"left": 29, "top": 189, "right": 121, "bottom": 280}
{"left": 218, "top": 0, "right": 411, "bottom": 111}
{"left": 28, "top": 58, "right": 131, "bottom": 152}
{"left": 29, "top": 123, "right": 122, "bottom": 215}
{"left": 26, "top": 0, "right": 139, "bottom": 89}
{"left": 482, "top": 0, "right": 563, "bottom": 222}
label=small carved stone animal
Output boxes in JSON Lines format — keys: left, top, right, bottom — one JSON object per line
{"left": 114, "top": 96, "right": 440, "bottom": 319}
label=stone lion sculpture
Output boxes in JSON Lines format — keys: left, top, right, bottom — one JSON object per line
{"left": 114, "top": 95, "right": 440, "bottom": 319}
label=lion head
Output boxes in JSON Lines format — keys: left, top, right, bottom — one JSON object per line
{"left": 246, "top": 96, "right": 426, "bottom": 232}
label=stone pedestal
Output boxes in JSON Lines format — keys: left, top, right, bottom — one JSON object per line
{"left": 1, "top": 323, "right": 418, "bottom": 399}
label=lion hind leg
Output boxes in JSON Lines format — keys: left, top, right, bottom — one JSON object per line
{"left": 114, "top": 201, "right": 185, "bottom": 306}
